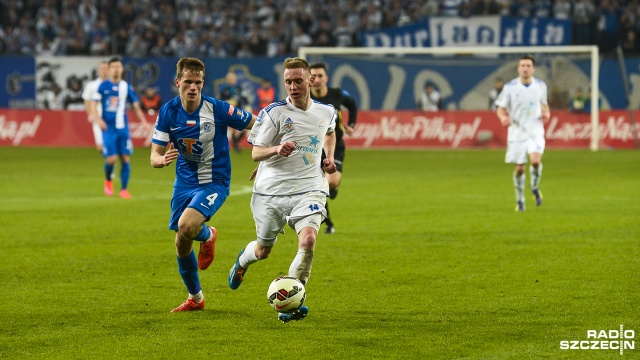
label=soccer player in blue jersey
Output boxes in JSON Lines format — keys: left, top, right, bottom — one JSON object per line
{"left": 228, "top": 57, "right": 337, "bottom": 323}
{"left": 495, "top": 55, "right": 551, "bottom": 212}
{"left": 150, "top": 57, "right": 256, "bottom": 313}
{"left": 90, "top": 56, "right": 151, "bottom": 199}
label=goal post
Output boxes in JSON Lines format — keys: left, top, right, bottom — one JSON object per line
{"left": 300, "top": 46, "right": 600, "bottom": 151}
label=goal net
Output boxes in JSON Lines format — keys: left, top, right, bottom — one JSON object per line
{"left": 299, "top": 46, "right": 600, "bottom": 150}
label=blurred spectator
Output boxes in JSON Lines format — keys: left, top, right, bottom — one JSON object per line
{"left": 532, "top": 0, "right": 552, "bottom": 17}
{"left": 569, "top": 87, "right": 588, "bottom": 113}
{"left": 125, "top": 33, "right": 149, "bottom": 58}
{"left": 573, "top": 0, "right": 597, "bottom": 44}
{"left": 421, "top": 0, "right": 440, "bottom": 16}
{"left": 150, "top": 36, "right": 174, "bottom": 57}
{"left": 168, "top": 30, "right": 192, "bottom": 58}
{"left": 489, "top": 77, "right": 505, "bottom": 111}
{"left": 256, "top": 78, "right": 276, "bottom": 111}
{"left": 441, "top": 0, "right": 464, "bottom": 16}
{"left": 248, "top": 33, "right": 267, "bottom": 57}
{"left": 597, "top": 0, "right": 623, "bottom": 54}
{"left": 140, "top": 87, "right": 162, "bottom": 115}
{"left": 313, "top": 19, "right": 336, "bottom": 47}
{"left": 44, "top": 84, "right": 64, "bottom": 110}
{"left": 474, "top": 0, "right": 501, "bottom": 15}
{"left": 621, "top": 29, "right": 640, "bottom": 55}
{"left": 552, "top": 0, "right": 572, "bottom": 19}
{"left": 290, "top": 25, "right": 312, "bottom": 54}
{"left": 78, "top": 0, "right": 98, "bottom": 33}
{"left": 63, "top": 77, "right": 85, "bottom": 111}
{"left": 35, "top": 37, "right": 60, "bottom": 56}
{"left": 418, "top": 83, "right": 443, "bottom": 111}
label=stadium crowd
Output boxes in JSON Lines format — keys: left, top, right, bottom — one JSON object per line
{"left": 0, "top": 0, "right": 639, "bottom": 57}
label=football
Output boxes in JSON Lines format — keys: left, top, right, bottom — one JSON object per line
{"left": 267, "top": 276, "right": 306, "bottom": 313}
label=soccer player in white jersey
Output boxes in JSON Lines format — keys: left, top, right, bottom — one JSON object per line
{"left": 495, "top": 55, "right": 551, "bottom": 211}
{"left": 90, "top": 56, "right": 151, "bottom": 199}
{"left": 82, "top": 60, "right": 108, "bottom": 152}
{"left": 151, "top": 57, "right": 256, "bottom": 312}
{"left": 228, "top": 57, "right": 337, "bottom": 323}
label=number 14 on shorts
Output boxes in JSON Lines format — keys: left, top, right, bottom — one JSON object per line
{"left": 308, "top": 204, "right": 319, "bottom": 211}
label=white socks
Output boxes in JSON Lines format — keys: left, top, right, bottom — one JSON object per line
{"left": 289, "top": 249, "right": 314, "bottom": 284}
{"left": 513, "top": 172, "right": 525, "bottom": 203}
{"left": 238, "top": 241, "right": 259, "bottom": 268}
{"left": 188, "top": 290, "right": 204, "bottom": 302}
{"left": 530, "top": 163, "right": 543, "bottom": 190}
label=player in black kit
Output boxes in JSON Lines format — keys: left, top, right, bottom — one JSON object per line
{"left": 309, "top": 62, "right": 357, "bottom": 234}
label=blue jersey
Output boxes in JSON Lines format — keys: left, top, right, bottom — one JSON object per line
{"left": 92, "top": 79, "right": 139, "bottom": 130}
{"left": 152, "top": 95, "right": 253, "bottom": 187}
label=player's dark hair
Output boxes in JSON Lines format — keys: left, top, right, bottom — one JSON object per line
{"left": 283, "top": 57, "right": 310, "bottom": 72}
{"left": 520, "top": 54, "right": 535, "bottom": 65}
{"left": 108, "top": 56, "right": 122, "bottom": 65}
{"left": 309, "top": 62, "right": 328, "bottom": 72}
{"left": 176, "top": 57, "right": 205, "bottom": 79}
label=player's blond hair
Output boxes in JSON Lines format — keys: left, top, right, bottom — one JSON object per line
{"left": 176, "top": 57, "right": 205, "bottom": 79}
{"left": 283, "top": 57, "right": 310, "bottom": 72}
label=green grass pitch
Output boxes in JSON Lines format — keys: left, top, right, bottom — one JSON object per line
{"left": 0, "top": 147, "right": 637, "bottom": 359}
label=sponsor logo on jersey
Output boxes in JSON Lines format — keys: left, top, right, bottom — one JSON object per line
{"left": 228, "top": 105, "right": 235, "bottom": 115}
{"left": 283, "top": 118, "right": 294, "bottom": 134}
{"left": 106, "top": 96, "right": 118, "bottom": 111}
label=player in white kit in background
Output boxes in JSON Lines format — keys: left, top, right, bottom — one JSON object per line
{"left": 83, "top": 60, "right": 109, "bottom": 152}
{"left": 495, "top": 54, "right": 551, "bottom": 212}
{"left": 228, "top": 57, "right": 337, "bottom": 323}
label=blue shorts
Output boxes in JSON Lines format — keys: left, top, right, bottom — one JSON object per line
{"left": 168, "top": 182, "right": 230, "bottom": 230}
{"left": 102, "top": 128, "right": 133, "bottom": 157}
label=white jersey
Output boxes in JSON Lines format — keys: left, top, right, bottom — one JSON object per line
{"left": 495, "top": 76, "right": 548, "bottom": 141}
{"left": 82, "top": 77, "right": 104, "bottom": 117}
{"left": 248, "top": 97, "right": 336, "bottom": 196}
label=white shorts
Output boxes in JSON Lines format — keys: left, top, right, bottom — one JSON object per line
{"left": 92, "top": 122, "right": 103, "bottom": 146}
{"left": 250, "top": 192, "right": 326, "bottom": 247}
{"left": 505, "top": 136, "right": 545, "bottom": 164}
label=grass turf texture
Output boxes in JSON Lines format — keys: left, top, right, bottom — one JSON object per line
{"left": 0, "top": 147, "right": 637, "bottom": 359}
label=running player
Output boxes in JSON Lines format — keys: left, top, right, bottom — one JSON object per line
{"left": 228, "top": 57, "right": 337, "bottom": 323}
{"left": 150, "top": 57, "right": 256, "bottom": 312}
{"left": 495, "top": 54, "right": 550, "bottom": 211}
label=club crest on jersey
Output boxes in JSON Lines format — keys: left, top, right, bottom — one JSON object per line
{"left": 283, "top": 118, "right": 294, "bottom": 134}
{"left": 203, "top": 123, "right": 211, "bottom": 133}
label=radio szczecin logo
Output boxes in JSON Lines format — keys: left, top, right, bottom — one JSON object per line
{"left": 560, "top": 325, "right": 635, "bottom": 355}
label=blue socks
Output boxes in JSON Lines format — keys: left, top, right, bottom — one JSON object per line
{"left": 194, "top": 224, "right": 211, "bottom": 242}
{"left": 120, "top": 162, "right": 130, "bottom": 190}
{"left": 177, "top": 250, "right": 201, "bottom": 295}
{"left": 104, "top": 163, "right": 114, "bottom": 181}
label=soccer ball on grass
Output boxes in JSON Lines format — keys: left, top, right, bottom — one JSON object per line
{"left": 267, "top": 276, "right": 306, "bottom": 313}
